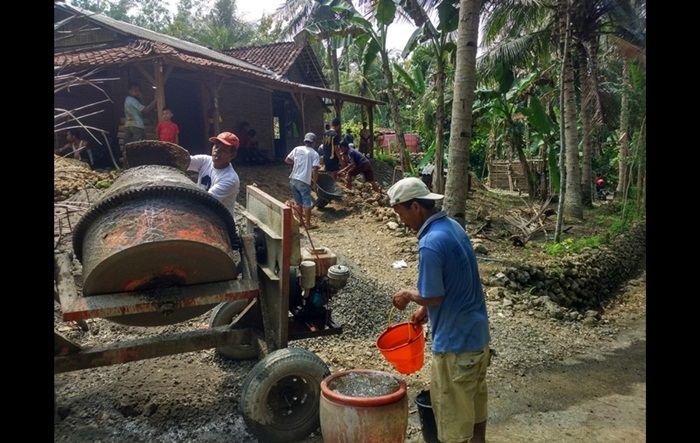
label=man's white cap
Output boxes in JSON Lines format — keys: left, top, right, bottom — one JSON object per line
{"left": 387, "top": 177, "right": 444, "bottom": 206}
{"left": 304, "top": 132, "right": 317, "bottom": 143}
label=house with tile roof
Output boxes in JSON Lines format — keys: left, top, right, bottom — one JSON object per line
{"left": 54, "top": 2, "right": 380, "bottom": 162}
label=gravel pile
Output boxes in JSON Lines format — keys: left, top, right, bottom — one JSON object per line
{"left": 54, "top": 156, "right": 115, "bottom": 201}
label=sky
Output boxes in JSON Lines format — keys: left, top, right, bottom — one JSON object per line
{"left": 235, "top": 0, "right": 415, "bottom": 53}
{"left": 166, "top": 0, "right": 416, "bottom": 53}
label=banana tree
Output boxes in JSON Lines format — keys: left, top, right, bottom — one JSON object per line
{"left": 399, "top": 0, "right": 460, "bottom": 193}
{"left": 473, "top": 67, "right": 546, "bottom": 199}
{"left": 345, "top": 0, "right": 411, "bottom": 169}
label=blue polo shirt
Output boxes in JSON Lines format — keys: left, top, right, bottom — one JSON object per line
{"left": 417, "top": 211, "right": 490, "bottom": 353}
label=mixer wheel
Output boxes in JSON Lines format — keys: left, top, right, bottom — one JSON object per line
{"left": 240, "top": 348, "right": 330, "bottom": 442}
{"left": 209, "top": 300, "right": 260, "bottom": 360}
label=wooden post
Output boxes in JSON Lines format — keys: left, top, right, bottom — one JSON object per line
{"left": 299, "top": 93, "right": 305, "bottom": 133}
{"left": 201, "top": 83, "right": 211, "bottom": 142}
{"left": 153, "top": 59, "right": 166, "bottom": 124}
{"left": 213, "top": 78, "right": 224, "bottom": 134}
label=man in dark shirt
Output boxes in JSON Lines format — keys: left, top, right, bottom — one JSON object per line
{"left": 338, "top": 140, "right": 380, "bottom": 192}
{"left": 320, "top": 117, "right": 341, "bottom": 179}
{"left": 343, "top": 128, "right": 354, "bottom": 145}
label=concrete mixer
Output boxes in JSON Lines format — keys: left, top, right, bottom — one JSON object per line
{"left": 54, "top": 160, "right": 350, "bottom": 442}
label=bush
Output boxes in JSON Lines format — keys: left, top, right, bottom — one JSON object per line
{"left": 544, "top": 236, "right": 602, "bottom": 256}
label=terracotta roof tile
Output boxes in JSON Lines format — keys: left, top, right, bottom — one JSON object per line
{"left": 55, "top": 40, "right": 288, "bottom": 85}
{"left": 224, "top": 42, "right": 303, "bottom": 76}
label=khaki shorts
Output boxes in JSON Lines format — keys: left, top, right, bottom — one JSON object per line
{"left": 431, "top": 346, "right": 490, "bottom": 443}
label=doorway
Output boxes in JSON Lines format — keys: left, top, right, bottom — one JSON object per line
{"left": 272, "top": 92, "right": 302, "bottom": 160}
{"left": 165, "top": 77, "right": 206, "bottom": 154}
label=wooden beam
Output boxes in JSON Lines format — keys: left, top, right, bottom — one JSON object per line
{"left": 300, "top": 93, "right": 305, "bottom": 133}
{"left": 289, "top": 92, "right": 304, "bottom": 133}
{"left": 201, "top": 82, "right": 211, "bottom": 140}
{"left": 163, "top": 64, "right": 174, "bottom": 84}
{"left": 154, "top": 58, "right": 166, "bottom": 123}
{"left": 135, "top": 63, "right": 155, "bottom": 86}
{"left": 213, "top": 78, "right": 224, "bottom": 134}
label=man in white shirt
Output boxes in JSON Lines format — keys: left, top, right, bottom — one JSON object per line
{"left": 188, "top": 131, "right": 240, "bottom": 216}
{"left": 285, "top": 132, "right": 320, "bottom": 229}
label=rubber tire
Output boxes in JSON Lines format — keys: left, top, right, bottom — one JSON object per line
{"left": 240, "top": 348, "right": 330, "bottom": 443}
{"left": 208, "top": 300, "right": 260, "bottom": 360}
{"left": 315, "top": 197, "right": 330, "bottom": 209}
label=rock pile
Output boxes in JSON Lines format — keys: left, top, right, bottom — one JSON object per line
{"left": 488, "top": 221, "right": 646, "bottom": 318}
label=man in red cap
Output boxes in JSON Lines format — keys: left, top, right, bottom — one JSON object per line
{"left": 188, "top": 131, "right": 240, "bottom": 215}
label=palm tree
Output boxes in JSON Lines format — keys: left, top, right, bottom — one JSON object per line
{"left": 273, "top": 0, "right": 354, "bottom": 117}
{"left": 558, "top": 0, "right": 583, "bottom": 219}
{"left": 444, "top": 0, "right": 482, "bottom": 227}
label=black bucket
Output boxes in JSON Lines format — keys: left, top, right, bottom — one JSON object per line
{"left": 415, "top": 390, "right": 440, "bottom": 443}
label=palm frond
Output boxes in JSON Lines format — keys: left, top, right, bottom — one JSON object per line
{"left": 477, "top": 28, "right": 554, "bottom": 81}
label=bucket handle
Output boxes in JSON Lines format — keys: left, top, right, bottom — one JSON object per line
{"left": 387, "top": 306, "right": 413, "bottom": 341}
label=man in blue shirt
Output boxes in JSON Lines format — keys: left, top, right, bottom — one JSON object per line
{"left": 388, "top": 177, "right": 490, "bottom": 443}
{"left": 123, "top": 82, "right": 156, "bottom": 150}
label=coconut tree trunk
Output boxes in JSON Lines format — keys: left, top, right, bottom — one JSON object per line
{"left": 554, "top": 0, "right": 571, "bottom": 242}
{"left": 580, "top": 36, "right": 603, "bottom": 207}
{"left": 327, "top": 38, "right": 342, "bottom": 117}
{"left": 444, "top": 0, "right": 481, "bottom": 227}
{"left": 636, "top": 117, "right": 646, "bottom": 210}
{"left": 433, "top": 55, "right": 446, "bottom": 193}
{"left": 579, "top": 45, "right": 594, "bottom": 207}
{"left": 616, "top": 59, "right": 630, "bottom": 196}
{"left": 561, "top": 1, "right": 582, "bottom": 219}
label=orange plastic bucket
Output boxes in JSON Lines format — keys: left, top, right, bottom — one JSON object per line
{"left": 377, "top": 308, "right": 425, "bottom": 375}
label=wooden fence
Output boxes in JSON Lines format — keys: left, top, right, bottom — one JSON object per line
{"left": 487, "top": 159, "right": 545, "bottom": 191}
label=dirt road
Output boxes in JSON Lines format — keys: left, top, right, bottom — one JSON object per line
{"left": 54, "top": 163, "right": 645, "bottom": 442}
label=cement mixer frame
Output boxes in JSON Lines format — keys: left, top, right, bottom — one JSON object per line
{"left": 54, "top": 185, "right": 344, "bottom": 442}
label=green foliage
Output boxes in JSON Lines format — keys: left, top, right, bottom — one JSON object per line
{"left": 544, "top": 236, "right": 602, "bottom": 256}
{"left": 548, "top": 144, "right": 560, "bottom": 191}
{"left": 601, "top": 201, "right": 644, "bottom": 241}
{"left": 524, "top": 95, "right": 554, "bottom": 134}
{"left": 436, "top": 0, "right": 460, "bottom": 32}
{"left": 546, "top": 200, "right": 644, "bottom": 256}
{"left": 373, "top": 149, "right": 397, "bottom": 166}
{"left": 375, "top": 0, "right": 396, "bottom": 26}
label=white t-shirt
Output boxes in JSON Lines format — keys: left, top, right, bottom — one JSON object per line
{"left": 286, "top": 145, "right": 320, "bottom": 185}
{"left": 188, "top": 155, "right": 239, "bottom": 215}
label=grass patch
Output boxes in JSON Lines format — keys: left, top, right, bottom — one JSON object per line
{"left": 545, "top": 199, "right": 644, "bottom": 256}
{"left": 544, "top": 236, "right": 602, "bottom": 256}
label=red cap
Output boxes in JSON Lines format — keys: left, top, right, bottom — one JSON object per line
{"left": 209, "top": 131, "right": 240, "bottom": 149}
